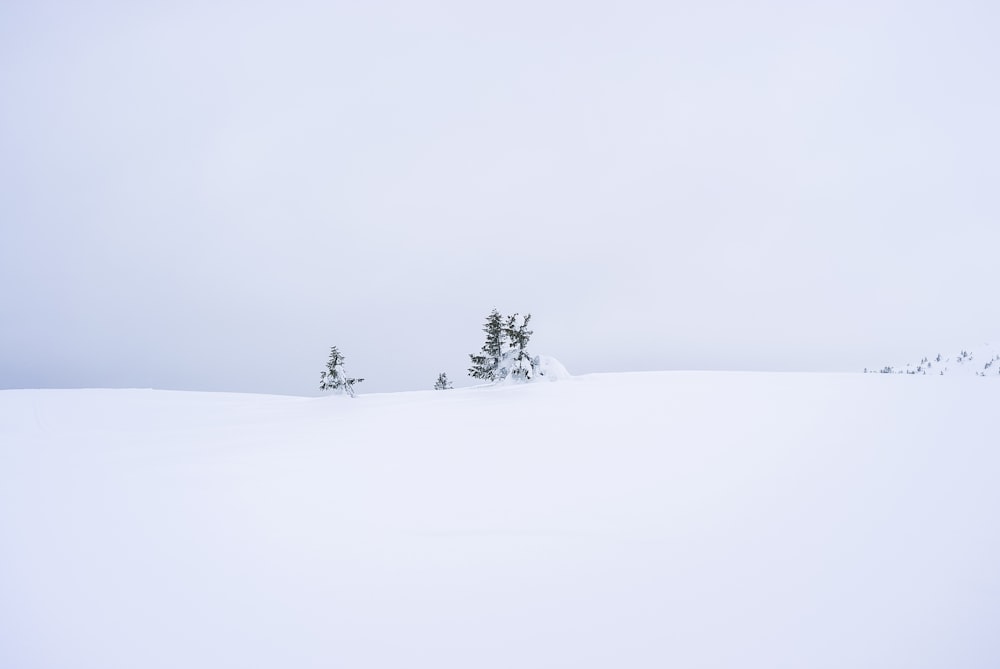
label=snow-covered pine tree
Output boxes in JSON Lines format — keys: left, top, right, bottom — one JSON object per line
{"left": 503, "top": 312, "right": 535, "bottom": 381}
{"left": 434, "top": 372, "right": 453, "bottom": 390}
{"left": 319, "top": 346, "right": 364, "bottom": 397}
{"left": 468, "top": 309, "right": 506, "bottom": 381}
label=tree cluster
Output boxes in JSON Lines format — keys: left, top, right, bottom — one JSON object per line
{"left": 468, "top": 309, "right": 538, "bottom": 383}
{"left": 321, "top": 309, "right": 544, "bottom": 396}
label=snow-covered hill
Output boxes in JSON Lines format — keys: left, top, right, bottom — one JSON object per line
{"left": 868, "top": 341, "right": 1000, "bottom": 376}
{"left": 2, "top": 373, "right": 999, "bottom": 669}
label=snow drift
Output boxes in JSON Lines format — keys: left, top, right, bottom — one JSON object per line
{"left": 1, "top": 372, "right": 999, "bottom": 668}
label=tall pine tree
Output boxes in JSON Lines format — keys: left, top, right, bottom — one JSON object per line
{"left": 468, "top": 308, "right": 506, "bottom": 381}
{"left": 505, "top": 313, "right": 534, "bottom": 380}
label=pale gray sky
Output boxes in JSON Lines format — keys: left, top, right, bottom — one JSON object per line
{"left": 3, "top": 0, "right": 1000, "bottom": 395}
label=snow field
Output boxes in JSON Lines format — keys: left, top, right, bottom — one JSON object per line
{"left": 1, "top": 372, "right": 998, "bottom": 668}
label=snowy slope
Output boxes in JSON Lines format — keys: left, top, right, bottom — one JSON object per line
{"left": 2, "top": 373, "right": 999, "bottom": 669}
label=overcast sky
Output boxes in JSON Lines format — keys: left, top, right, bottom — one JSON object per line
{"left": 3, "top": 0, "right": 1000, "bottom": 395}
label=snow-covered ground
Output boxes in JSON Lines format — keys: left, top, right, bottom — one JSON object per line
{"left": 2, "top": 372, "right": 999, "bottom": 668}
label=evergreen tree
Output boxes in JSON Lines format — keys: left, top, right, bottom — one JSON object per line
{"left": 433, "top": 372, "right": 453, "bottom": 390}
{"left": 319, "top": 346, "right": 364, "bottom": 397}
{"left": 503, "top": 312, "right": 534, "bottom": 381}
{"left": 468, "top": 308, "right": 506, "bottom": 381}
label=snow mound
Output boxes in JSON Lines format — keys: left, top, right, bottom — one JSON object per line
{"left": 531, "top": 354, "right": 571, "bottom": 381}
{"left": 493, "top": 354, "right": 570, "bottom": 384}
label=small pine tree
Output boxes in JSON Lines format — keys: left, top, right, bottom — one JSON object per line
{"left": 434, "top": 372, "right": 453, "bottom": 390}
{"left": 320, "top": 346, "right": 364, "bottom": 397}
{"left": 468, "top": 309, "right": 506, "bottom": 381}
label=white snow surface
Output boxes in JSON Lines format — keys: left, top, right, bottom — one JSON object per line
{"left": 531, "top": 354, "right": 571, "bottom": 381}
{"left": 2, "top": 372, "right": 999, "bottom": 668}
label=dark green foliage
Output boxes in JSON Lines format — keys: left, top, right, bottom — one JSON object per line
{"left": 434, "top": 372, "right": 453, "bottom": 390}
{"left": 468, "top": 309, "right": 505, "bottom": 381}
{"left": 505, "top": 313, "right": 534, "bottom": 381}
